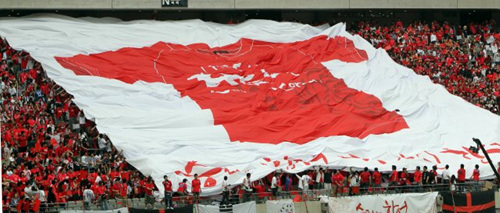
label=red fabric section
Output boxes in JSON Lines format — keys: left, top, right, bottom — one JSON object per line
{"left": 56, "top": 35, "right": 408, "bottom": 144}
{"left": 467, "top": 192, "right": 472, "bottom": 213}
{"left": 442, "top": 201, "right": 495, "bottom": 212}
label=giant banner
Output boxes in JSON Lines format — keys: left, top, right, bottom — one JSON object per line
{"left": 1, "top": 15, "right": 499, "bottom": 196}
{"left": 328, "top": 192, "right": 438, "bottom": 213}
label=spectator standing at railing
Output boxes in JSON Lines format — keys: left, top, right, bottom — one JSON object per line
{"left": 163, "top": 175, "right": 173, "bottom": 209}
{"left": 457, "top": 164, "right": 466, "bottom": 191}
{"left": 372, "top": 168, "right": 382, "bottom": 193}
{"left": 348, "top": 171, "right": 360, "bottom": 196}
{"left": 296, "top": 172, "right": 312, "bottom": 198}
{"left": 243, "top": 173, "right": 253, "bottom": 202}
{"left": 192, "top": 173, "right": 201, "bottom": 204}
{"left": 414, "top": 166, "right": 423, "bottom": 191}
{"left": 429, "top": 166, "right": 438, "bottom": 185}
{"left": 400, "top": 168, "right": 411, "bottom": 192}
{"left": 221, "top": 176, "right": 229, "bottom": 206}
{"left": 471, "top": 164, "right": 480, "bottom": 181}
{"left": 422, "top": 166, "right": 430, "bottom": 189}
{"left": 334, "top": 170, "right": 345, "bottom": 197}
{"left": 144, "top": 177, "right": 155, "bottom": 209}
{"left": 283, "top": 174, "right": 292, "bottom": 197}
{"left": 450, "top": 175, "right": 457, "bottom": 191}
{"left": 389, "top": 165, "right": 399, "bottom": 191}
{"left": 471, "top": 164, "right": 480, "bottom": 191}
{"left": 359, "top": 167, "right": 371, "bottom": 194}
{"left": 324, "top": 169, "right": 332, "bottom": 193}
{"left": 315, "top": 167, "right": 324, "bottom": 190}
{"left": 442, "top": 165, "right": 451, "bottom": 185}
{"left": 271, "top": 173, "right": 279, "bottom": 198}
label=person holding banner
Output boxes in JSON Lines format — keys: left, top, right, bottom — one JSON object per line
{"left": 271, "top": 173, "right": 279, "bottom": 198}
{"left": 243, "top": 173, "right": 254, "bottom": 202}
{"left": 221, "top": 176, "right": 230, "bottom": 206}
{"left": 163, "top": 175, "right": 173, "bottom": 210}
{"left": 296, "top": 172, "right": 312, "bottom": 198}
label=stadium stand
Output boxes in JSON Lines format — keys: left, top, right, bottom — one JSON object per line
{"left": 1, "top": 18, "right": 499, "bottom": 211}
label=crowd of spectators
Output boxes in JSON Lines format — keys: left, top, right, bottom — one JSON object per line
{"left": 349, "top": 20, "right": 500, "bottom": 114}
{"left": 0, "top": 39, "right": 156, "bottom": 212}
{"left": 1, "top": 18, "right": 500, "bottom": 211}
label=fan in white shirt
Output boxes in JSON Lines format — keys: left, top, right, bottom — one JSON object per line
{"left": 442, "top": 164, "right": 451, "bottom": 183}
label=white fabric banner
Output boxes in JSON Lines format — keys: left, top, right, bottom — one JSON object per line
{"left": 0, "top": 15, "right": 499, "bottom": 196}
{"left": 328, "top": 192, "right": 438, "bottom": 213}
{"left": 233, "top": 201, "right": 257, "bottom": 213}
{"left": 60, "top": 207, "right": 128, "bottom": 213}
{"left": 266, "top": 199, "right": 295, "bottom": 213}
{"left": 195, "top": 204, "right": 220, "bottom": 213}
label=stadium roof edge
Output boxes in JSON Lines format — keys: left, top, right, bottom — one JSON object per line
{"left": 0, "top": 0, "right": 499, "bottom": 10}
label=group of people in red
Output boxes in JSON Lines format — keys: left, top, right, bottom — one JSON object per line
{"left": 1, "top": 38, "right": 161, "bottom": 212}
{"left": 350, "top": 19, "right": 500, "bottom": 115}
{"left": 255, "top": 163, "right": 482, "bottom": 199}
{"left": 1, "top": 18, "right": 499, "bottom": 212}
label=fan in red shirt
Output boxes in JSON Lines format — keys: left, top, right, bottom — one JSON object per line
{"left": 192, "top": 173, "right": 202, "bottom": 203}
{"left": 332, "top": 170, "right": 345, "bottom": 197}
{"left": 359, "top": 167, "right": 371, "bottom": 193}
{"left": 144, "top": 177, "right": 156, "bottom": 209}
{"left": 457, "top": 164, "right": 466, "bottom": 183}
{"left": 372, "top": 167, "right": 382, "bottom": 191}
{"left": 17, "top": 132, "right": 28, "bottom": 153}
{"left": 471, "top": 164, "right": 480, "bottom": 181}
{"left": 414, "top": 166, "right": 423, "bottom": 186}
{"left": 120, "top": 179, "right": 128, "bottom": 198}
{"left": 389, "top": 165, "right": 399, "bottom": 190}
{"left": 177, "top": 178, "right": 188, "bottom": 196}
{"left": 162, "top": 175, "right": 173, "bottom": 209}
{"left": 400, "top": 168, "right": 412, "bottom": 190}
{"left": 457, "top": 164, "right": 467, "bottom": 191}
{"left": 111, "top": 178, "right": 122, "bottom": 198}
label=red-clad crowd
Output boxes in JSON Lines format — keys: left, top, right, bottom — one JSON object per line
{"left": 1, "top": 18, "right": 499, "bottom": 212}
{"left": 0, "top": 39, "right": 158, "bottom": 212}
{"left": 350, "top": 20, "right": 500, "bottom": 114}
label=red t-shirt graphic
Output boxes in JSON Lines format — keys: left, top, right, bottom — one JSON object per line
{"left": 56, "top": 36, "right": 408, "bottom": 144}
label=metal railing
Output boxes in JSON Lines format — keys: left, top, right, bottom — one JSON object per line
{"left": 4, "top": 180, "right": 493, "bottom": 212}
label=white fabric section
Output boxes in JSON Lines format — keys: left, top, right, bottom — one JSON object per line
{"left": 60, "top": 207, "right": 129, "bottom": 213}
{"left": 195, "top": 204, "right": 220, "bottom": 213}
{"left": 0, "top": 15, "right": 499, "bottom": 197}
{"left": 266, "top": 199, "right": 295, "bottom": 213}
{"left": 328, "top": 192, "right": 438, "bottom": 213}
{"left": 233, "top": 201, "right": 257, "bottom": 213}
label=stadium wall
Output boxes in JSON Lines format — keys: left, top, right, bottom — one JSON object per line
{"left": 1, "top": 0, "right": 499, "bottom": 9}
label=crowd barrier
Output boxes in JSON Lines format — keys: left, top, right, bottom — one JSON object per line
{"left": 3, "top": 180, "right": 494, "bottom": 212}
